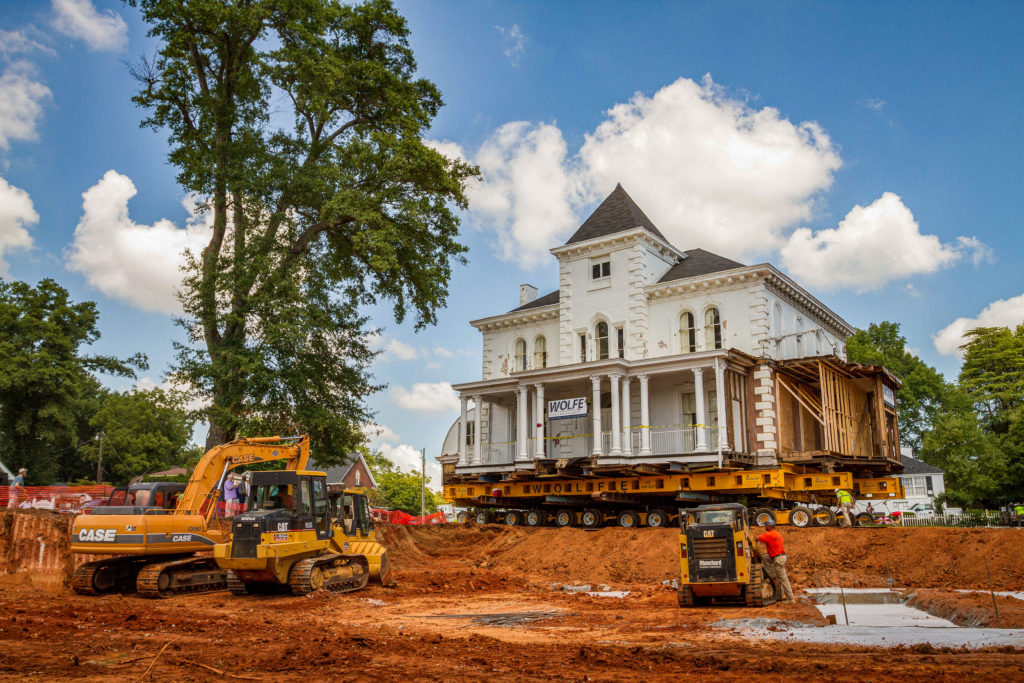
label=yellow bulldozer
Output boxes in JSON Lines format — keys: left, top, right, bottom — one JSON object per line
{"left": 70, "top": 436, "right": 312, "bottom": 597}
{"left": 213, "top": 469, "right": 392, "bottom": 595}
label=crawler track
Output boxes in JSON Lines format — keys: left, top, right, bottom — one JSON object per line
{"left": 136, "top": 556, "right": 226, "bottom": 598}
{"left": 288, "top": 553, "right": 369, "bottom": 595}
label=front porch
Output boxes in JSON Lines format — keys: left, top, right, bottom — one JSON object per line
{"left": 451, "top": 350, "right": 758, "bottom": 476}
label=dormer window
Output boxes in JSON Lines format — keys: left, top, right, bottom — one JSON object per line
{"left": 591, "top": 260, "right": 610, "bottom": 280}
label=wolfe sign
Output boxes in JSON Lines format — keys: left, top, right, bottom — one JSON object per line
{"left": 548, "top": 397, "right": 587, "bottom": 420}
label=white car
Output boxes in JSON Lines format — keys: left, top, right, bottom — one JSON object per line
{"left": 903, "top": 503, "right": 936, "bottom": 519}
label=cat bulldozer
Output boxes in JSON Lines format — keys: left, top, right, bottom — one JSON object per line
{"left": 213, "top": 469, "right": 392, "bottom": 595}
{"left": 677, "top": 503, "right": 776, "bottom": 607}
{"left": 70, "top": 436, "right": 310, "bottom": 597}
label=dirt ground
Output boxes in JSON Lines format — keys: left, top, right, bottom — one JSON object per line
{"left": 1, "top": 511, "right": 1023, "bottom": 681}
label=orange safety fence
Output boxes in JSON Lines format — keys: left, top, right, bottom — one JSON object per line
{"left": 2, "top": 485, "right": 115, "bottom": 514}
{"left": 371, "top": 507, "right": 447, "bottom": 525}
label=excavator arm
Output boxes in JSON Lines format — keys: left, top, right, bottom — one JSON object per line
{"left": 175, "top": 435, "right": 311, "bottom": 522}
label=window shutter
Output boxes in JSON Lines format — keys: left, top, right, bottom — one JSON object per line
{"left": 925, "top": 476, "right": 933, "bottom": 494}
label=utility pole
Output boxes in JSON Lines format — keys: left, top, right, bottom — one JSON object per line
{"left": 95, "top": 431, "right": 105, "bottom": 484}
{"left": 420, "top": 447, "right": 426, "bottom": 518}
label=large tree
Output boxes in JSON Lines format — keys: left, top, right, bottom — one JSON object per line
{"left": 128, "top": 0, "right": 476, "bottom": 458}
{"left": 0, "top": 279, "right": 145, "bottom": 482}
{"left": 846, "top": 321, "right": 952, "bottom": 453}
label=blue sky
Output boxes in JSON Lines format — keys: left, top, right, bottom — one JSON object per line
{"left": 1, "top": 1, "right": 1022, "bottom": 484}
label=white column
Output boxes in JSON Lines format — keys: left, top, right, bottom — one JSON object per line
{"left": 591, "top": 375, "right": 603, "bottom": 456}
{"left": 472, "top": 395, "right": 482, "bottom": 465}
{"left": 693, "top": 368, "right": 708, "bottom": 451}
{"left": 621, "top": 376, "right": 631, "bottom": 456}
{"left": 638, "top": 374, "right": 651, "bottom": 456}
{"left": 517, "top": 385, "right": 529, "bottom": 461}
{"left": 715, "top": 358, "right": 728, "bottom": 461}
{"left": 459, "top": 396, "right": 468, "bottom": 466}
{"left": 534, "top": 383, "right": 545, "bottom": 459}
{"left": 609, "top": 373, "right": 622, "bottom": 456}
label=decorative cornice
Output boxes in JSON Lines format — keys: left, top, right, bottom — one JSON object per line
{"left": 549, "top": 227, "right": 682, "bottom": 262}
{"left": 645, "top": 263, "right": 855, "bottom": 339}
{"left": 470, "top": 304, "right": 559, "bottom": 332}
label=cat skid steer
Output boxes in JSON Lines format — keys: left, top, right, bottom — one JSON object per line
{"left": 677, "top": 503, "right": 775, "bottom": 607}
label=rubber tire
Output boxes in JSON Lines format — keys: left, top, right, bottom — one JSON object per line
{"left": 855, "top": 512, "right": 875, "bottom": 527}
{"left": 789, "top": 505, "right": 813, "bottom": 528}
{"left": 812, "top": 508, "right": 836, "bottom": 527}
{"left": 524, "top": 510, "right": 545, "bottom": 527}
{"left": 554, "top": 509, "right": 575, "bottom": 528}
{"left": 645, "top": 509, "right": 668, "bottom": 528}
{"left": 503, "top": 510, "right": 521, "bottom": 527}
{"left": 456, "top": 511, "right": 470, "bottom": 524}
{"left": 752, "top": 508, "right": 777, "bottom": 527}
{"left": 617, "top": 510, "right": 640, "bottom": 528}
{"left": 474, "top": 510, "right": 491, "bottom": 525}
{"left": 581, "top": 508, "right": 602, "bottom": 529}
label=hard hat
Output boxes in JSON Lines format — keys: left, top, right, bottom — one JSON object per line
{"left": 764, "top": 519, "right": 776, "bottom": 527}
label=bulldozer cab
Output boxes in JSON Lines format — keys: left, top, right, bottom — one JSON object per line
{"left": 243, "top": 471, "right": 332, "bottom": 540}
{"left": 327, "top": 486, "right": 373, "bottom": 538}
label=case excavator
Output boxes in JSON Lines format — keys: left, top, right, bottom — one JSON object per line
{"left": 70, "top": 436, "right": 310, "bottom": 597}
{"left": 213, "top": 470, "right": 392, "bottom": 595}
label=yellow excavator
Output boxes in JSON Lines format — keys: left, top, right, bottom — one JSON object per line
{"left": 213, "top": 470, "right": 392, "bottom": 594}
{"left": 70, "top": 436, "right": 311, "bottom": 597}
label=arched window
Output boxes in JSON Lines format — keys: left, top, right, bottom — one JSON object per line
{"left": 679, "top": 312, "right": 696, "bottom": 353}
{"left": 534, "top": 335, "right": 547, "bottom": 368}
{"left": 595, "top": 321, "right": 609, "bottom": 360}
{"left": 704, "top": 308, "right": 722, "bottom": 350}
{"left": 815, "top": 330, "right": 824, "bottom": 355}
{"left": 795, "top": 318, "right": 804, "bottom": 357}
{"left": 514, "top": 339, "right": 527, "bottom": 371}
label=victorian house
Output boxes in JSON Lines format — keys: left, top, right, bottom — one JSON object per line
{"left": 440, "top": 185, "right": 901, "bottom": 480}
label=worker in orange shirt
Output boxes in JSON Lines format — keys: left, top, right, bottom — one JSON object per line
{"left": 756, "top": 520, "right": 795, "bottom": 603}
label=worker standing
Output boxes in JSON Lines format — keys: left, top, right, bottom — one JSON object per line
{"left": 756, "top": 520, "right": 795, "bottom": 603}
{"left": 7, "top": 468, "right": 26, "bottom": 508}
{"left": 836, "top": 488, "right": 855, "bottom": 527}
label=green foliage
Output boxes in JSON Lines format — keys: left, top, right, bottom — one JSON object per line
{"left": 125, "top": 0, "right": 478, "bottom": 455}
{"left": 0, "top": 279, "right": 146, "bottom": 482}
{"left": 78, "top": 388, "right": 197, "bottom": 484}
{"left": 363, "top": 448, "right": 438, "bottom": 514}
{"left": 846, "top": 321, "right": 953, "bottom": 452}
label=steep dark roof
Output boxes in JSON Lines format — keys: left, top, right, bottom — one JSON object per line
{"left": 658, "top": 248, "right": 745, "bottom": 283}
{"left": 510, "top": 290, "right": 559, "bottom": 313}
{"left": 566, "top": 184, "right": 669, "bottom": 245}
{"left": 900, "top": 456, "right": 944, "bottom": 476}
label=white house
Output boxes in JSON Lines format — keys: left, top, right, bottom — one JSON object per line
{"left": 441, "top": 185, "right": 901, "bottom": 480}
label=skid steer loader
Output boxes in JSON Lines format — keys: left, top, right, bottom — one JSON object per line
{"left": 213, "top": 470, "right": 392, "bottom": 595}
{"left": 677, "top": 503, "right": 775, "bottom": 607}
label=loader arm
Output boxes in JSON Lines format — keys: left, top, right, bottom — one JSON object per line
{"left": 174, "top": 436, "right": 311, "bottom": 523}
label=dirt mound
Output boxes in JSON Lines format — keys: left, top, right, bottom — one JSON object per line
{"left": 387, "top": 524, "right": 1024, "bottom": 593}
{"left": 908, "top": 590, "right": 1024, "bottom": 628}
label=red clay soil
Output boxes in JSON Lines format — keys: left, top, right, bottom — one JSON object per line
{"left": 908, "top": 590, "right": 1024, "bottom": 628}
{"left": 0, "top": 512, "right": 1022, "bottom": 681}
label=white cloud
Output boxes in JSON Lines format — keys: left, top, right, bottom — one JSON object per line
{"left": 933, "top": 293, "right": 1024, "bottom": 356}
{"left": 51, "top": 0, "right": 128, "bottom": 52}
{"left": 450, "top": 74, "right": 841, "bottom": 267}
{"left": 0, "top": 30, "right": 55, "bottom": 58}
{"left": 65, "top": 170, "right": 209, "bottom": 313}
{"left": 0, "top": 176, "right": 37, "bottom": 275}
{"left": 383, "top": 338, "right": 421, "bottom": 361}
{"left": 391, "top": 381, "right": 459, "bottom": 414}
{"left": 955, "top": 235, "right": 994, "bottom": 266}
{"left": 135, "top": 374, "right": 208, "bottom": 411}
{"left": 0, "top": 61, "right": 52, "bottom": 150}
{"left": 862, "top": 98, "right": 886, "bottom": 111}
{"left": 361, "top": 422, "right": 400, "bottom": 448}
{"left": 495, "top": 24, "right": 526, "bottom": 66}
{"left": 779, "top": 192, "right": 986, "bottom": 292}
{"left": 433, "top": 346, "right": 454, "bottom": 358}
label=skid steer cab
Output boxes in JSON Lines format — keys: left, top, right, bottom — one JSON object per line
{"left": 213, "top": 470, "right": 392, "bottom": 595}
{"left": 677, "top": 503, "right": 775, "bottom": 607}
